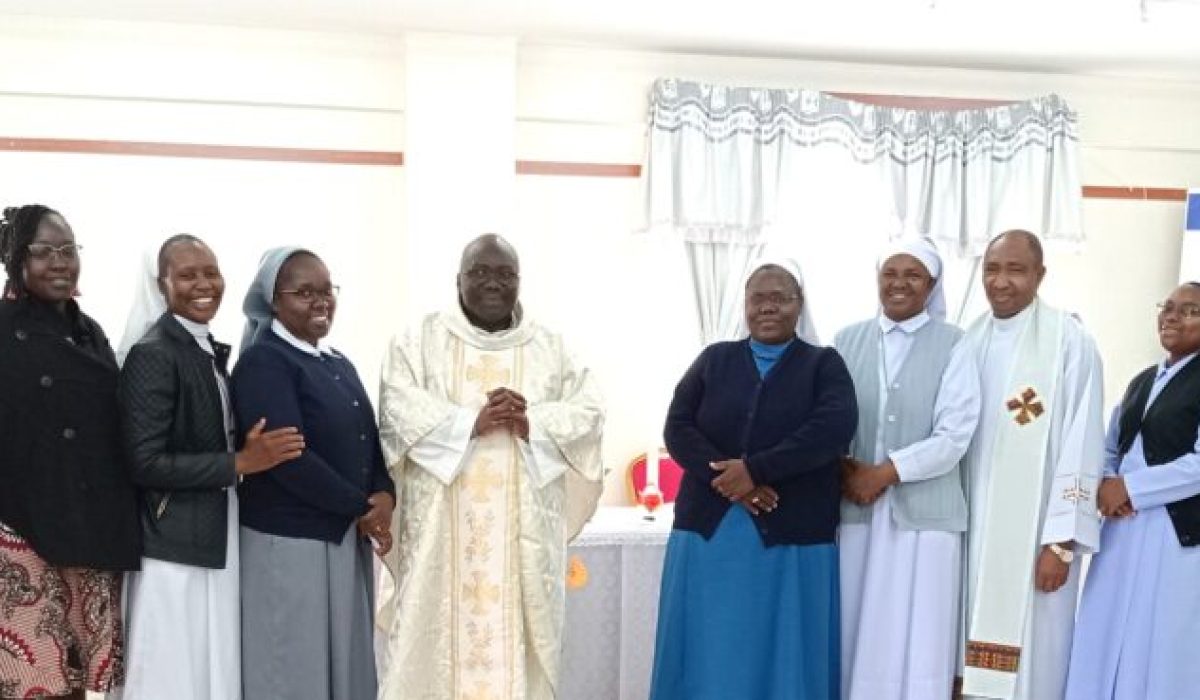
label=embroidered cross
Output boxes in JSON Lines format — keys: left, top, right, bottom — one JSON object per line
{"left": 462, "top": 460, "right": 504, "bottom": 503}
{"left": 465, "top": 355, "right": 510, "bottom": 394}
{"left": 1006, "top": 387, "right": 1045, "bottom": 426}
{"left": 462, "top": 571, "right": 501, "bottom": 614}
{"left": 1062, "top": 478, "right": 1092, "bottom": 505}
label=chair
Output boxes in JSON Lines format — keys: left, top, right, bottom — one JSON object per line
{"left": 626, "top": 449, "right": 684, "bottom": 505}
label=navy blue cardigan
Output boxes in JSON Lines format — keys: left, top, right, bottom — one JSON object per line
{"left": 230, "top": 330, "right": 394, "bottom": 543}
{"left": 664, "top": 337, "right": 857, "bottom": 546}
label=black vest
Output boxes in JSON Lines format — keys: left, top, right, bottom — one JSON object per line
{"left": 1116, "top": 357, "right": 1200, "bottom": 546}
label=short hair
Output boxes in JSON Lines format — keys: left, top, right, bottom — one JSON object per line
{"left": 156, "top": 234, "right": 206, "bottom": 279}
{"left": 986, "top": 229, "right": 1044, "bottom": 267}
{"left": 1, "top": 204, "right": 61, "bottom": 299}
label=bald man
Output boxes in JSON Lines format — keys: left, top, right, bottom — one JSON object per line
{"left": 376, "top": 234, "right": 606, "bottom": 700}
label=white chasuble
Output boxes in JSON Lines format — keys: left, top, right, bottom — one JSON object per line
{"left": 377, "top": 306, "right": 605, "bottom": 700}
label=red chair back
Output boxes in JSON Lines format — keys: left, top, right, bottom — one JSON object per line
{"left": 627, "top": 450, "right": 683, "bottom": 504}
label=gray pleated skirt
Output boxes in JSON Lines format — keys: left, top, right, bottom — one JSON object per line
{"left": 240, "top": 524, "right": 377, "bottom": 700}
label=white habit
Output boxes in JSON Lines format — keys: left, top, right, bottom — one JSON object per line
{"left": 960, "top": 300, "right": 1104, "bottom": 700}
{"left": 839, "top": 312, "right": 980, "bottom": 700}
{"left": 1065, "top": 353, "right": 1200, "bottom": 700}
{"left": 376, "top": 305, "right": 604, "bottom": 700}
{"left": 110, "top": 318, "right": 241, "bottom": 700}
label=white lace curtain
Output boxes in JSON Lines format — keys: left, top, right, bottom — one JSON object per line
{"left": 643, "top": 78, "right": 1085, "bottom": 342}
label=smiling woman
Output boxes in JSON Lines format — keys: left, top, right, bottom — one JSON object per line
{"left": 230, "top": 247, "right": 395, "bottom": 700}
{"left": 0, "top": 204, "right": 141, "bottom": 700}
{"left": 1065, "top": 281, "right": 1200, "bottom": 699}
{"left": 650, "top": 257, "right": 857, "bottom": 700}
{"left": 113, "top": 234, "right": 307, "bottom": 700}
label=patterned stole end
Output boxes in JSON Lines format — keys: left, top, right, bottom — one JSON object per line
{"left": 965, "top": 640, "right": 1021, "bottom": 673}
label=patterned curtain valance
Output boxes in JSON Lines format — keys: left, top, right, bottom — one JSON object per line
{"left": 644, "top": 78, "right": 1083, "bottom": 254}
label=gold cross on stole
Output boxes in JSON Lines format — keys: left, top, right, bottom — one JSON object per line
{"left": 462, "top": 571, "right": 501, "bottom": 614}
{"left": 462, "top": 460, "right": 504, "bottom": 503}
{"left": 1006, "top": 387, "right": 1045, "bottom": 426}
{"left": 465, "top": 355, "right": 511, "bottom": 394}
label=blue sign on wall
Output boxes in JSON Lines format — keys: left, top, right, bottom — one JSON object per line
{"left": 1188, "top": 190, "right": 1200, "bottom": 232}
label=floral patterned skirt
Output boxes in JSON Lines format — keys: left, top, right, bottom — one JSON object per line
{"left": 0, "top": 522, "right": 124, "bottom": 698}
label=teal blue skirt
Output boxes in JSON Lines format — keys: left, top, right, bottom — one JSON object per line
{"left": 650, "top": 507, "right": 839, "bottom": 700}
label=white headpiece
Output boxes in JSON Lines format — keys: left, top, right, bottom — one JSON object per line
{"left": 877, "top": 236, "right": 947, "bottom": 321}
{"left": 744, "top": 256, "right": 820, "bottom": 345}
{"left": 116, "top": 246, "right": 168, "bottom": 366}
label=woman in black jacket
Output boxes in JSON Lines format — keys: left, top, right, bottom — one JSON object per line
{"left": 114, "top": 235, "right": 303, "bottom": 700}
{"left": 0, "top": 204, "right": 140, "bottom": 700}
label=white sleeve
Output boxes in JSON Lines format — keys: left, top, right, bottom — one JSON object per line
{"left": 890, "top": 338, "right": 981, "bottom": 482}
{"left": 1126, "top": 423, "right": 1200, "bottom": 510}
{"left": 406, "top": 407, "right": 477, "bottom": 485}
{"left": 518, "top": 421, "right": 570, "bottom": 489}
{"left": 1039, "top": 326, "right": 1105, "bottom": 551}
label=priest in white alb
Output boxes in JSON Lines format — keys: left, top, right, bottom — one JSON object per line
{"left": 959, "top": 230, "right": 1105, "bottom": 700}
{"left": 836, "top": 237, "right": 980, "bottom": 700}
{"left": 376, "top": 234, "right": 605, "bottom": 700}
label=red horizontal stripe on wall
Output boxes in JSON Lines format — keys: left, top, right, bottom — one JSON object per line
{"left": 0, "top": 138, "right": 1188, "bottom": 200}
{"left": 516, "top": 160, "right": 642, "bottom": 177}
{"left": 0, "top": 137, "right": 404, "bottom": 166}
{"left": 1081, "top": 185, "right": 1188, "bottom": 202}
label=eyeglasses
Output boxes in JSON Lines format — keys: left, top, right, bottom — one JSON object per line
{"left": 278, "top": 286, "right": 340, "bottom": 304}
{"left": 462, "top": 266, "right": 519, "bottom": 285}
{"left": 747, "top": 293, "right": 801, "bottom": 308}
{"left": 1157, "top": 302, "right": 1200, "bottom": 319}
{"left": 27, "top": 243, "right": 82, "bottom": 261}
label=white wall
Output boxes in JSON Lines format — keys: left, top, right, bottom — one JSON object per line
{"left": 2, "top": 17, "right": 1199, "bottom": 504}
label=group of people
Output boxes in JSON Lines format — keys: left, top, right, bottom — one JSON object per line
{"left": 0, "top": 203, "right": 605, "bottom": 700}
{"left": 649, "top": 230, "right": 1200, "bottom": 700}
{"left": 0, "top": 199, "right": 1196, "bottom": 700}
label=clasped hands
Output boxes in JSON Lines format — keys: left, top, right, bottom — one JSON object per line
{"left": 709, "top": 458, "right": 778, "bottom": 516}
{"left": 1097, "top": 476, "right": 1134, "bottom": 519}
{"left": 841, "top": 457, "right": 899, "bottom": 506}
{"left": 473, "top": 387, "right": 530, "bottom": 441}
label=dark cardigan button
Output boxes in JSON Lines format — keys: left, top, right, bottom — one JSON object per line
{"left": 40, "top": 375, "right": 53, "bottom": 388}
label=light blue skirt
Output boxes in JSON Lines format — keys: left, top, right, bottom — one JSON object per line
{"left": 650, "top": 507, "right": 840, "bottom": 700}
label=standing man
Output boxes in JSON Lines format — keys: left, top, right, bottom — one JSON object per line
{"left": 377, "top": 234, "right": 605, "bottom": 700}
{"left": 959, "top": 230, "right": 1105, "bottom": 700}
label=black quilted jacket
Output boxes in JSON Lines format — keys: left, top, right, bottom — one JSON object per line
{"left": 119, "top": 313, "right": 237, "bottom": 568}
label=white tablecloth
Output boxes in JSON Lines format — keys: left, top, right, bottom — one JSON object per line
{"left": 561, "top": 506, "right": 673, "bottom": 700}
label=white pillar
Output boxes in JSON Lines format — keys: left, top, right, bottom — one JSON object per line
{"left": 403, "top": 33, "right": 516, "bottom": 318}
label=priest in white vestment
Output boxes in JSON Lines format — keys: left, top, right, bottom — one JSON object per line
{"left": 1065, "top": 282, "right": 1200, "bottom": 700}
{"left": 959, "top": 230, "right": 1105, "bottom": 700}
{"left": 837, "top": 238, "right": 980, "bottom": 700}
{"left": 376, "top": 234, "right": 605, "bottom": 700}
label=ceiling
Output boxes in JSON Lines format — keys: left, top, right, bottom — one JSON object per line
{"left": 3, "top": 0, "right": 1200, "bottom": 81}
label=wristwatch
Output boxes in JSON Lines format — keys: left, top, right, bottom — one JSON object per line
{"left": 1048, "top": 543, "right": 1074, "bottom": 564}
